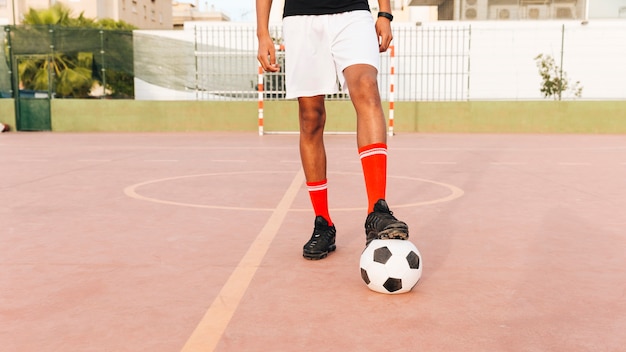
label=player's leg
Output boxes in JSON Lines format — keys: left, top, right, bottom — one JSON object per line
{"left": 343, "top": 64, "right": 387, "bottom": 149}
{"left": 299, "top": 96, "right": 336, "bottom": 260}
{"left": 298, "top": 95, "right": 327, "bottom": 186}
{"left": 283, "top": 15, "right": 339, "bottom": 260}
{"left": 343, "top": 64, "right": 409, "bottom": 245}
{"left": 333, "top": 11, "right": 409, "bottom": 245}
{"left": 343, "top": 64, "right": 388, "bottom": 209}
{"left": 299, "top": 95, "right": 332, "bottom": 227}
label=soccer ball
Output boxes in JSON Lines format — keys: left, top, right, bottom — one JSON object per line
{"left": 359, "top": 239, "right": 422, "bottom": 294}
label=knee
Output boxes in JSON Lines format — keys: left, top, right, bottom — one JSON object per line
{"left": 299, "top": 107, "right": 325, "bottom": 135}
{"left": 349, "top": 74, "right": 379, "bottom": 100}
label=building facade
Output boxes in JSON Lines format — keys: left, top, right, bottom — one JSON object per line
{"left": 0, "top": 0, "right": 173, "bottom": 29}
{"left": 456, "top": 0, "right": 582, "bottom": 21}
{"left": 172, "top": 2, "right": 229, "bottom": 29}
{"left": 423, "top": 0, "right": 626, "bottom": 21}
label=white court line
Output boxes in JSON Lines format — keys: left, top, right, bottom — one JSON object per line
{"left": 210, "top": 159, "right": 247, "bottom": 162}
{"left": 557, "top": 162, "right": 591, "bottom": 166}
{"left": 421, "top": 161, "right": 457, "bottom": 165}
{"left": 78, "top": 159, "right": 112, "bottom": 162}
{"left": 180, "top": 169, "right": 305, "bottom": 352}
{"left": 490, "top": 162, "right": 527, "bottom": 165}
{"left": 125, "top": 171, "right": 464, "bottom": 212}
{"left": 144, "top": 159, "right": 179, "bottom": 162}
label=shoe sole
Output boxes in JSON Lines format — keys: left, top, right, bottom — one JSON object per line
{"left": 366, "top": 223, "right": 409, "bottom": 245}
{"left": 378, "top": 227, "right": 409, "bottom": 240}
{"left": 303, "top": 244, "right": 337, "bottom": 260}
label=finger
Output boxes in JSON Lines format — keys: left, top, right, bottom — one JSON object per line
{"left": 385, "top": 37, "right": 393, "bottom": 52}
{"left": 265, "top": 45, "right": 281, "bottom": 72}
{"left": 378, "top": 35, "right": 390, "bottom": 52}
{"left": 258, "top": 51, "right": 277, "bottom": 72}
{"left": 257, "top": 51, "right": 269, "bottom": 70}
{"left": 268, "top": 50, "right": 277, "bottom": 68}
{"left": 264, "top": 57, "right": 279, "bottom": 72}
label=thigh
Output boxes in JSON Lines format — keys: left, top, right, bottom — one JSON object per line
{"left": 329, "top": 10, "right": 381, "bottom": 92}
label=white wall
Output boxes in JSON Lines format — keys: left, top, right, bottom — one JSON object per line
{"left": 589, "top": 0, "right": 626, "bottom": 18}
{"left": 465, "top": 20, "right": 626, "bottom": 100}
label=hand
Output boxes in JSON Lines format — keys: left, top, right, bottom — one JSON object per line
{"left": 375, "top": 18, "right": 393, "bottom": 53}
{"left": 257, "top": 35, "right": 280, "bottom": 72}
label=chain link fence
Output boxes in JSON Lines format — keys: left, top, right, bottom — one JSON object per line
{"left": 3, "top": 25, "right": 133, "bottom": 99}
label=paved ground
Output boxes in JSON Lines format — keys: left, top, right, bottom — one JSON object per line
{"left": 1, "top": 132, "right": 625, "bottom": 352}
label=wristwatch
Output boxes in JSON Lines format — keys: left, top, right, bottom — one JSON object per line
{"left": 377, "top": 11, "right": 394, "bottom": 21}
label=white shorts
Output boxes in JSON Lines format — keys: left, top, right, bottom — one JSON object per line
{"left": 282, "top": 10, "right": 380, "bottom": 99}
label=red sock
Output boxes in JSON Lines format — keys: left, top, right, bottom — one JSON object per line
{"left": 359, "top": 143, "right": 387, "bottom": 213}
{"left": 306, "top": 179, "right": 332, "bottom": 226}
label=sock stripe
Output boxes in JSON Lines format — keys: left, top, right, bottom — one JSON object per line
{"left": 359, "top": 147, "right": 387, "bottom": 160}
{"left": 307, "top": 183, "right": 327, "bottom": 192}
{"left": 306, "top": 180, "right": 328, "bottom": 192}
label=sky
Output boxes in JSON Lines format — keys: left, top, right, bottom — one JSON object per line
{"left": 178, "top": 0, "right": 256, "bottom": 22}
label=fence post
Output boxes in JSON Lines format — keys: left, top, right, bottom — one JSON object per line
{"left": 558, "top": 23, "right": 565, "bottom": 101}
{"left": 257, "top": 65, "right": 264, "bottom": 135}
{"left": 388, "top": 45, "right": 395, "bottom": 137}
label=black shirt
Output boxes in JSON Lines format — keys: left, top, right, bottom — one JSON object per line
{"left": 283, "top": 0, "right": 370, "bottom": 17}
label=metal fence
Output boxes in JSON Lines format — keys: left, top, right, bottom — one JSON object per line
{"left": 193, "top": 25, "right": 260, "bottom": 100}
{"left": 187, "top": 24, "right": 471, "bottom": 102}
{"left": 392, "top": 26, "right": 471, "bottom": 101}
{"left": 0, "top": 28, "right": 13, "bottom": 98}
{"left": 4, "top": 23, "right": 626, "bottom": 101}
{"left": 1, "top": 24, "right": 472, "bottom": 101}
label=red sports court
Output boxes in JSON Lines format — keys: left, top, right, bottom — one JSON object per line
{"left": 1, "top": 132, "right": 625, "bottom": 351}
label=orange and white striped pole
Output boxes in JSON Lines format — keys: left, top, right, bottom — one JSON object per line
{"left": 257, "top": 65, "right": 264, "bottom": 136}
{"left": 388, "top": 45, "right": 395, "bottom": 137}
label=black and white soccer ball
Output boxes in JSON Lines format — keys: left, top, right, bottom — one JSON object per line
{"left": 359, "top": 239, "right": 422, "bottom": 294}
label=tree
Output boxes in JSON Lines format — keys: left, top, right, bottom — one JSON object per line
{"left": 534, "top": 53, "right": 583, "bottom": 101}
{"left": 17, "top": 3, "right": 136, "bottom": 98}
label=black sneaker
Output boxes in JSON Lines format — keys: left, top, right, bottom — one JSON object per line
{"left": 303, "top": 216, "right": 337, "bottom": 260}
{"left": 364, "top": 199, "right": 409, "bottom": 245}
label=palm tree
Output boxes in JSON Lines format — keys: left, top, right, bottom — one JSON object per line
{"left": 17, "top": 3, "right": 135, "bottom": 98}
{"left": 18, "top": 4, "right": 93, "bottom": 97}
